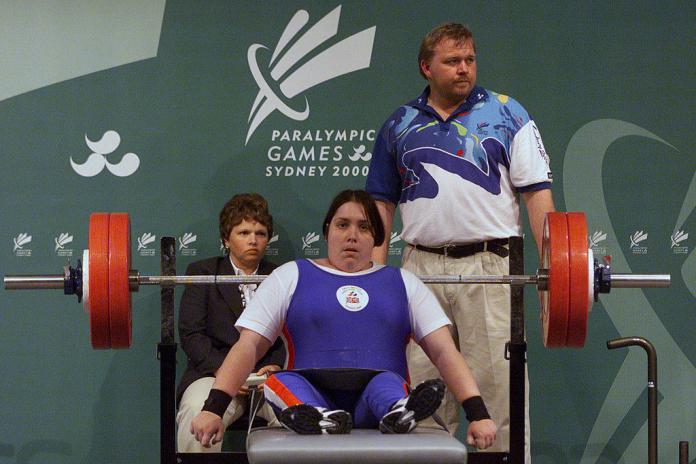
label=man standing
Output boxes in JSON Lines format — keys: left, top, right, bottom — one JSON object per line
{"left": 365, "top": 23, "right": 554, "bottom": 461}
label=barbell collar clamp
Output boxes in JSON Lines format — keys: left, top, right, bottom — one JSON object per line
{"left": 63, "top": 261, "right": 83, "bottom": 302}
{"left": 537, "top": 269, "right": 549, "bottom": 291}
{"left": 594, "top": 258, "right": 611, "bottom": 301}
{"left": 129, "top": 271, "right": 140, "bottom": 292}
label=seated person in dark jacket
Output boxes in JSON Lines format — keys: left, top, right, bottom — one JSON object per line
{"left": 176, "top": 193, "right": 285, "bottom": 452}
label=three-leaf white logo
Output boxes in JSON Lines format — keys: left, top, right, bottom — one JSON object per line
{"left": 178, "top": 233, "right": 197, "bottom": 250}
{"left": 245, "top": 5, "right": 376, "bottom": 144}
{"left": 54, "top": 232, "right": 73, "bottom": 251}
{"left": 301, "top": 232, "right": 320, "bottom": 250}
{"left": 629, "top": 230, "right": 648, "bottom": 248}
{"left": 138, "top": 233, "right": 156, "bottom": 251}
{"left": 389, "top": 232, "right": 401, "bottom": 246}
{"left": 589, "top": 230, "right": 607, "bottom": 248}
{"left": 671, "top": 230, "right": 688, "bottom": 248}
{"left": 13, "top": 233, "right": 31, "bottom": 252}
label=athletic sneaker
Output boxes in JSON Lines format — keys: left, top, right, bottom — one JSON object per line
{"left": 278, "top": 404, "right": 353, "bottom": 435}
{"left": 379, "top": 378, "right": 446, "bottom": 434}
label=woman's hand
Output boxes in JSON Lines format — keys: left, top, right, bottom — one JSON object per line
{"left": 466, "top": 418, "right": 497, "bottom": 450}
{"left": 255, "top": 364, "right": 281, "bottom": 391}
{"left": 190, "top": 411, "right": 225, "bottom": 447}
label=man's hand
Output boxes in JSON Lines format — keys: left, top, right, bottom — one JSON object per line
{"left": 466, "top": 418, "right": 497, "bottom": 450}
{"left": 191, "top": 411, "right": 225, "bottom": 447}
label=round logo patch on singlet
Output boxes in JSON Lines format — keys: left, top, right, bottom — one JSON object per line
{"left": 336, "top": 285, "right": 369, "bottom": 312}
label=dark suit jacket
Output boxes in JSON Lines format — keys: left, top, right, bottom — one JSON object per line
{"left": 176, "top": 256, "right": 285, "bottom": 405}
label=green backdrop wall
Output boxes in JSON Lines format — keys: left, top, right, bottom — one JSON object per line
{"left": 1, "top": 1, "right": 694, "bottom": 463}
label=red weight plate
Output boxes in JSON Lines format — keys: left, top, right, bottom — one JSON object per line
{"left": 108, "top": 213, "right": 132, "bottom": 349}
{"left": 565, "top": 212, "right": 589, "bottom": 347}
{"left": 88, "top": 213, "right": 111, "bottom": 349}
{"left": 540, "top": 212, "right": 570, "bottom": 348}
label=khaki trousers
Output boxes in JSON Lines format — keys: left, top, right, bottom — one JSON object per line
{"left": 403, "top": 245, "right": 530, "bottom": 462}
{"left": 176, "top": 376, "right": 277, "bottom": 452}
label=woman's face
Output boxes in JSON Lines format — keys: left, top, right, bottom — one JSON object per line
{"left": 225, "top": 218, "right": 269, "bottom": 273}
{"left": 325, "top": 201, "right": 375, "bottom": 272}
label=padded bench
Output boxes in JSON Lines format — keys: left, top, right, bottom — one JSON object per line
{"left": 246, "top": 426, "right": 467, "bottom": 464}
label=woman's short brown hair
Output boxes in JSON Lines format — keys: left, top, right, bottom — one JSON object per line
{"left": 219, "top": 193, "right": 273, "bottom": 243}
{"left": 322, "top": 190, "right": 385, "bottom": 247}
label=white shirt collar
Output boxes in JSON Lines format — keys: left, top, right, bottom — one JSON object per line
{"left": 228, "top": 255, "right": 259, "bottom": 276}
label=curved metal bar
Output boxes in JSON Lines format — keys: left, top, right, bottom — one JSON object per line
{"left": 607, "top": 337, "right": 658, "bottom": 464}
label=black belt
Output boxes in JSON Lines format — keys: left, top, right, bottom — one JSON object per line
{"left": 410, "top": 238, "right": 509, "bottom": 259}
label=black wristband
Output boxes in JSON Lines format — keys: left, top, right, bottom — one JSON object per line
{"left": 462, "top": 396, "right": 491, "bottom": 422}
{"left": 202, "top": 388, "right": 233, "bottom": 418}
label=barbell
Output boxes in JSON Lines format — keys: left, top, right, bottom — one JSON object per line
{"left": 4, "top": 212, "right": 670, "bottom": 350}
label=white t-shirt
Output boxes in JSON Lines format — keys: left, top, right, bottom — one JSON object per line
{"left": 236, "top": 260, "right": 451, "bottom": 344}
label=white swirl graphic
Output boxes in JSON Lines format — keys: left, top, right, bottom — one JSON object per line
{"left": 85, "top": 130, "right": 120, "bottom": 154}
{"left": 70, "top": 152, "right": 108, "bottom": 177}
{"left": 70, "top": 130, "right": 140, "bottom": 177}
{"left": 106, "top": 152, "right": 140, "bottom": 177}
{"left": 564, "top": 119, "right": 692, "bottom": 463}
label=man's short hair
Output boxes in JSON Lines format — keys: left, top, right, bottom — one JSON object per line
{"left": 418, "top": 23, "right": 475, "bottom": 79}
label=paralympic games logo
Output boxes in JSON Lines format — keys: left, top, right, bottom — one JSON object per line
{"left": 245, "top": 5, "right": 376, "bottom": 144}
{"left": 138, "top": 232, "right": 157, "bottom": 256}
{"left": 178, "top": 232, "right": 198, "bottom": 257}
{"left": 13, "top": 233, "right": 32, "bottom": 256}
{"left": 301, "top": 232, "right": 320, "bottom": 250}
{"left": 388, "top": 231, "right": 402, "bottom": 256}
{"left": 629, "top": 230, "right": 647, "bottom": 248}
{"left": 301, "top": 232, "right": 321, "bottom": 256}
{"left": 671, "top": 230, "right": 689, "bottom": 254}
{"left": 54, "top": 232, "right": 74, "bottom": 257}
{"left": 671, "top": 230, "right": 688, "bottom": 248}
{"left": 629, "top": 230, "right": 648, "bottom": 255}
{"left": 266, "top": 234, "right": 280, "bottom": 256}
{"left": 588, "top": 230, "right": 607, "bottom": 249}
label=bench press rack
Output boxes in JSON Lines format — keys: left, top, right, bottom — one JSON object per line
{"left": 4, "top": 212, "right": 672, "bottom": 462}
{"left": 162, "top": 236, "right": 526, "bottom": 464}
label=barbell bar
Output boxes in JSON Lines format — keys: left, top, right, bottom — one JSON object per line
{"left": 4, "top": 212, "right": 670, "bottom": 350}
{"left": 4, "top": 269, "right": 668, "bottom": 288}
